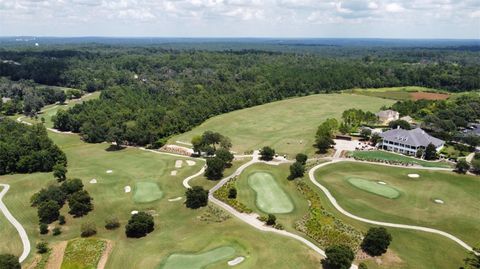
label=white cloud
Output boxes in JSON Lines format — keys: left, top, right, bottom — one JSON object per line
{"left": 385, "top": 3, "right": 404, "bottom": 13}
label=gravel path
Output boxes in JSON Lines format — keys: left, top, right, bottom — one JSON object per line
{"left": 0, "top": 184, "right": 31, "bottom": 263}
{"left": 308, "top": 159, "right": 478, "bottom": 254}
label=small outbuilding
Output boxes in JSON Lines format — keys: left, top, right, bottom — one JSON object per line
{"left": 376, "top": 110, "right": 400, "bottom": 124}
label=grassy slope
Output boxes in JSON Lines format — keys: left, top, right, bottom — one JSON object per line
{"left": 350, "top": 150, "right": 453, "bottom": 168}
{"left": 0, "top": 132, "right": 321, "bottom": 269}
{"left": 171, "top": 93, "right": 394, "bottom": 157}
{"left": 314, "top": 162, "right": 480, "bottom": 246}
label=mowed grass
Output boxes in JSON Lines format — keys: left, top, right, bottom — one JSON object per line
{"left": 247, "top": 172, "right": 294, "bottom": 214}
{"left": 0, "top": 132, "right": 322, "bottom": 269}
{"left": 133, "top": 182, "right": 164, "bottom": 203}
{"left": 346, "top": 177, "right": 400, "bottom": 199}
{"left": 61, "top": 238, "right": 106, "bottom": 269}
{"left": 171, "top": 93, "right": 394, "bottom": 156}
{"left": 350, "top": 150, "right": 453, "bottom": 168}
{"left": 314, "top": 161, "right": 480, "bottom": 246}
{"left": 159, "top": 246, "right": 236, "bottom": 269}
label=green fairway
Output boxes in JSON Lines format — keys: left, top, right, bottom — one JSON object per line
{"left": 133, "top": 182, "right": 164, "bottom": 203}
{"left": 314, "top": 162, "right": 480, "bottom": 246}
{"left": 247, "top": 172, "right": 294, "bottom": 214}
{"left": 350, "top": 150, "right": 453, "bottom": 168}
{"left": 346, "top": 177, "right": 400, "bottom": 199}
{"left": 61, "top": 238, "right": 106, "bottom": 269}
{"left": 171, "top": 93, "right": 394, "bottom": 156}
{"left": 160, "top": 246, "right": 235, "bottom": 269}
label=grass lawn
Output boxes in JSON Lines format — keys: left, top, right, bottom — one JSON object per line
{"left": 159, "top": 246, "right": 236, "bottom": 269}
{"left": 314, "top": 162, "right": 480, "bottom": 246}
{"left": 133, "top": 182, "right": 164, "bottom": 203}
{"left": 346, "top": 177, "right": 400, "bottom": 199}
{"left": 247, "top": 172, "right": 294, "bottom": 214}
{"left": 350, "top": 150, "right": 453, "bottom": 168}
{"left": 0, "top": 132, "right": 321, "bottom": 269}
{"left": 61, "top": 238, "right": 106, "bottom": 269}
{"left": 170, "top": 93, "right": 394, "bottom": 157}
{"left": 345, "top": 86, "right": 449, "bottom": 101}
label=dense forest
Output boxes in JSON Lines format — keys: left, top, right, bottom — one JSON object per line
{"left": 0, "top": 44, "right": 479, "bottom": 146}
{"left": 0, "top": 118, "right": 66, "bottom": 175}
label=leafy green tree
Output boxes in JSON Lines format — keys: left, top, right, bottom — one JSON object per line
{"left": 60, "top": 178, "right": 84, "bottom": 195}
{"left": 58, "top": 215, "right": 66, "bottom": 225}
{"left": 323, "top": 244, "right": 355, "bottom": 269}
{"left": 219, "top": 136, "right": 232, "bottom": 150}
{"left": 53, "top": 163, "right": 67, "bottom": 182}
{"left": 463, "top": 246, "right": 480, "bottom": 269}
{"left": 424, "top": 143, "right": 438, "bottom": 160}
{"left": 260, "top": 146, "right": 275, "bottom": 161}
{"left": 316, "top": 135, "right": 334, "bottom": 154}
{"left": 288, "top": 162, "right": 305, "bottom": 180}
{"left": 125, "top": 212, "right": 154, "bottom": 238}
{"left": 295, "top": 153, "right": 308, "bottom": 165}
{"left": 191, "top": 135, "right": 203, "bottom": 154}
{"left": 205, "top": 157, "right": 226, "bottom": 180}
{"left": 36, "top": 241, "right": 49, "bottom": 254}
{"left": 455, "top": 159, "right": 470, "bottom": 174}
{"left": 185, "top": 186, "right": 209, "bottom": 209}
{"left": 202, "top": 131, "right": 222, "bottom": 150}
{"left": 67, "top": 190, "right": 93, "bottom": 217}
{"left": 39, "top": 223, "right": 48, "bottom": 234}
{"left": 0, "top": 254, "right": 21, "bottom": 269}
{"left": 266, "top": 214, "right": 276, "bottom": 226}
{"left": 388, "top": 119, "right": 411, "bottom": 130}
{"left": 215, "top": 148, "right": 234, "bottom": 167}
{"left": 31, "top": 185, "right": 66, "bottom": 207}
{"left": 38, "top": 200, "right": 61, "bottom": 224}
{"left": 106, "top": 125, "right": 125, "bottom": 148}
{"left": 361, "top": 227, "right": 392, "bottom": 256}
{"left": 360, "top": 128, "right": 372, "bottom": 139}
{"left": 52, "top": 227, "right": 61, "bottom": 236}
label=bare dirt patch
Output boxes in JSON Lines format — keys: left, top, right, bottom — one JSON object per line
{"left": 45, "top": 241, "right": 68, "bottom": 269}
{"left": 97, "top": 240, "right": 114, "bottom": 269}
{"left": 410, "top": 92, "right": 449, "bottom": 101}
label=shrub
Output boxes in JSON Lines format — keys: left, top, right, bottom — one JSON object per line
{"left": 205, "top": 157, "right": 225, "bottom": 180}
{"left": 125, "top": 212, "right": 154, "bottom": 238}
{"left": 324, "top": 244, "right": 355, "bottom": 269}
{"left": 185, "top": 186, "right": 208, "bottom": 209}
{"left": 105, "top": 217, "right": 121, "bottom": 230}
{"left": 53, "top": 163, "right": 67, "bottom": 182}
{"left": 228, "top": 188, "right": 237, "bottom": 199}
{"left": 39, "top": 223, "right": 49, "bottom": 235}
{"left": 288, "top": 161, "right": 305, "bottom": 180}
{"left": 358, "top": 262, "right": 368, "bottom": 269}
{"left": 361, "top": 227, "right": 392, "bottom": 256}
{"left": 260, "top": 146, "right": 275, "bottom": 161}
{"left": 52, "top": 227, "right": 61, "bottom": 236}
{"left": 455, "top": 159, "right": 470, "bottom": 174}
{"left": 80, "top": 222, "right": 97, "bottom": 237}
{"left": 36, "top": 242, "right": 49, "bottom": 254}
{"left": 58, "top": 215, "right": 66, "bottom": 225}
{"left": 266, "top": 214, "right": 276, "bottom": 226}
{"left": 0, "top": 253, "right": 21, "bottom": 269}
{"left": 295, "top": 153, "right": 308, "bottom": 165}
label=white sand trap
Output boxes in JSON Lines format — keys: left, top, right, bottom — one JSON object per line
{"left": 106, "top": 170, "right": 113, "bottom": 174}
{"left": 408, "top": 174, "right": 420, "bottom": 178}
{"left": 434, "top": 199, "right": 444, "bottom": 204}
{"left": 89, "top": 179, "right": 97, "bottom": 184}
{"left": 228, "top": 257, "right": 245, "bottom": 266}
{"left": 175, "top": 160, "right": 183, "bottom": 168}
{"left": 131, "top": 210, "right": 138, "bottom": 215}
{"left": 170, "top": 170, "right": 177, "bottom": 176}
{"left": 186, "top": 160, "right": 196, "bottom": 166}
{"left": 168, "top": 197, "right": 183, "bottom": 202}
{"left": 124, "top": 186, "right": 131, "bottom": 193}
{"left": 377, "top": 181, "right": 387, "bottom": 185}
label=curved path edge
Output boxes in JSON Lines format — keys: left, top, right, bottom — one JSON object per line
{"left": 0, "top": 184, "right": 31, "bottom": 262}
{"left": 309, "top": 159, "right": 478, "bottom": 255}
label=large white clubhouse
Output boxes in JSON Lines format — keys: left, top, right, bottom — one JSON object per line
{"left": 378, "top": 127, "right": 445, "bottom": 156}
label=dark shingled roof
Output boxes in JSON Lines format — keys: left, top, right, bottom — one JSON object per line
{"left": 380, "top": 127, "right": 444, "bottom": 148}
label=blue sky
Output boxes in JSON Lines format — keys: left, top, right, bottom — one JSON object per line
{"left": 1, "top": 0, "right": 479, "bottom": 38}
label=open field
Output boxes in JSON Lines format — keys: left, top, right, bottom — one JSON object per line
{"left": 247, "top": 171, "right": 294, "bottom": 214}
{"left": 346, "top": 86, "right": 450, "bottom": 101}
{"left": 314, "top": 162, "right": 480, "bottom": 246}
{"left": 171, "top": 93, "right": 394, "bottom": 156}
{"left": 349, "top": 150, "right": 454, "bottom": 168}
{"left": 346, "top": 177, "right": 400, "bottom": 199}
{"left": 159, "top": 246, "right": 236, "bottom": 269}
{"left": 0, "top": 132, "right": 322, "bottom": 269}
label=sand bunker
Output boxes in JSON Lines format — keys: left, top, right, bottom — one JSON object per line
{"left": 228, "top": 257, "right": 245, "bottom": 266}
{"left": 434, "top": 199, "right": 444, "bottom": 204}
{"left": 131, "top": 210, "right": 138, "bottom": 215}
{"left": 175, "top": 160, "right": 183, "bottom": 168}
{"left": 170, "top": 170, "right": 177, "bottom": 176}
{"left": 124, "top": 186, "right": 131, "bottom": 193}
{"left": 89, "top": 179, "right": 97, "bottom": 184}
{"left": 408, "top": 174, "right": 420, "bottom": 178}
{"left": 186, "top": 160, "right": 196, "bottom": 166}
{"left": 106, "top": 170, "right": 113, "bottom": 174}
{"left": 168, "top": 197, "right": 183, "bottom": 202}
{"left": 378, "top": 181, "right": 387, "bottom": 185}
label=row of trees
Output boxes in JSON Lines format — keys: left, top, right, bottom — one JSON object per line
{"left": 0, "top": 119, "right": 66, "bottom": 175}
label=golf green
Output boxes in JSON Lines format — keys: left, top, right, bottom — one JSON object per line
{"left": 160, "top": 246, "right": 236, "bottom": 269}
{"left": 248, "top": 172, "right": 294, "bottom": 214}
{"left": 133, "top": 182, "right": 164, "bottom": 203}
{"left": 347, "top": 177, "right": 400, "bottom": 199}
